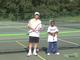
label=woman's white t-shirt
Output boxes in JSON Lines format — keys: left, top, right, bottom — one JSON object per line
{"left": 28, "top": 18, "right": 42, "bottom": 37}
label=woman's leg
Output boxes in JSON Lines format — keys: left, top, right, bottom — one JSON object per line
{"left": 33, "top": 37, "right": 39, "bottom": 55}
{"left": 27, "top": 43, "right": 33, "bottom": 56}
{"left": 27, "top": 36, "right": 33, "bottom": 56}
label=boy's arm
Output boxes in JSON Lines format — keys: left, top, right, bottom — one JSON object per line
{"left": 48, "top": 32, "right": 58, "bottom": 36}
{"left": 48, "top": 32, "right": 53, "bottom": 36}
{"left": 53, "top": 32, "right": 58, "bottom": 37}
{"left": 53, "top": 27, "right": 59, "bottom": 36}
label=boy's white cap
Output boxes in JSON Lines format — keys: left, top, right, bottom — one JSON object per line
{"left": 34, "top": 12, "right": 40, "bottom": 16}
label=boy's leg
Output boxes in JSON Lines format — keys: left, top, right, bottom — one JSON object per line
{"left": 52, "top": 42, "right": 60, "bottom": 55}
{"left": 55, "top": 42, "right": 59, "bottom": 53}
{"left": 51, "top": 42, "right": 54, "bottom": 53}
{"left": 47, "top": 42, "right": 52, "bottom": 53}
{"left": 52, "top": 42, "right": 58, "bottom": 53}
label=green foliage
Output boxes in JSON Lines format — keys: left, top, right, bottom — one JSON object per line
{"left": 0, "top": 0, "right": 80, "bottom": 21}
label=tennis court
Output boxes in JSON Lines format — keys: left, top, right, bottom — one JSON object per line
{"left": 0, "top": 18, "right": 80, "bottom": 60}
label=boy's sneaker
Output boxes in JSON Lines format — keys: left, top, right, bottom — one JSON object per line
{"left": 27, "top": 52, "right": 32, "bottom": 56}
{"left": 33, "top": 52, "right": 38, "bottom": 56}
{"left": 47, "top": 53, "right": 50, "bottom": 55}
{"left": 55, "top": 52, "right": 60, "bottom": 55}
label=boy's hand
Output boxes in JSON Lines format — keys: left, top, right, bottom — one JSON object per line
{"left": 53, "top": 32, "right": 58, "bottom": 37}
{"left": 48, "top": 32, "right": 57, "bottom": 37}
{"left": 52, "top": 33, "right": 55, "bottom": 36}
{"left": 48, "top": 32, "right": 54, "bottom": 36}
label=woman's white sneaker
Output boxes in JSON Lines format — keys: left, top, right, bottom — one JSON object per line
{"left": 27, "top": 52, "right": 32, "bottom": 56}
{"left": 33, "top": 52, "right": 38, "bottom": 56}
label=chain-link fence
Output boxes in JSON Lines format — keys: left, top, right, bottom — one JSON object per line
{"left": 0, "top": 13, "right": 80, "bottom": 23}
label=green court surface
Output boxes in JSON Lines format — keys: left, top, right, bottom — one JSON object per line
{"left": 0, "top": 21, "right": 80, "bottom": 60}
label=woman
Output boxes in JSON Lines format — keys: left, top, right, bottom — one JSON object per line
{"left": 27, "top": 12, "right": 42, "bottom": 56}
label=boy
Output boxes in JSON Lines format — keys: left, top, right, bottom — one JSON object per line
{"left": 47, "top": 20, "right": 60, "bottom": 55}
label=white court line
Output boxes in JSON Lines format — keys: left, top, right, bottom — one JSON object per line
{"left": 59, "top": 38, "right": 80, "bottom": 46}
{"left": 37, "top": 55, "right": 46, "bottom": 60}
{"left": 16, "top": 41, "right": 26, "bottom": 48}
{"left": 16, "top": 41, "right": 46, "bottom": 60}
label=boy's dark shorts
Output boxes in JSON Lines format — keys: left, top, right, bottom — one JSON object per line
{"left": 29, "top": 36, "right": 39, "bottom": 43}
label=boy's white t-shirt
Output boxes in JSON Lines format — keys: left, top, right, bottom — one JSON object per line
{"left": 28, "top": 18, "right": 42, "bottom": 37}
{"left": 47, "top": 26, "right": 59, "bottom": 42}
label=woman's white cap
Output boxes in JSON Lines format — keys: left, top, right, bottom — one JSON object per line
{"left": 34, "top": 12, "right": 40, "bottom": 16}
